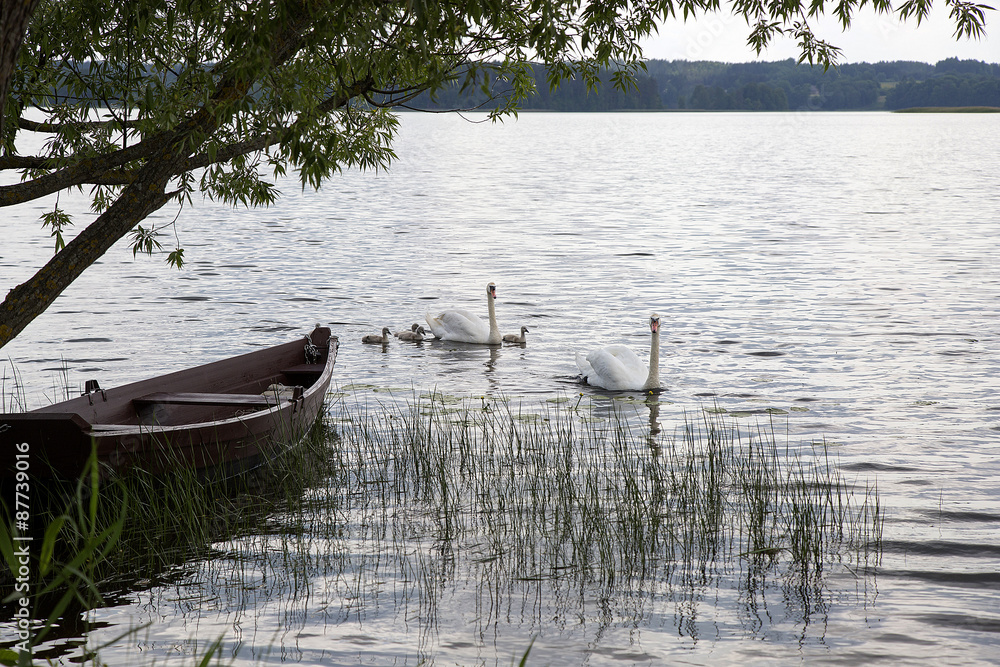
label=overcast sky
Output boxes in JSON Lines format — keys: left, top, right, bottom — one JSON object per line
{"left": 639, "top": 4, "right": 999, "bottom": 64}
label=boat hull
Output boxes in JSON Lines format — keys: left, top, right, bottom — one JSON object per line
{"left": 1, "top": 327, "right": 338, "bottom": 484}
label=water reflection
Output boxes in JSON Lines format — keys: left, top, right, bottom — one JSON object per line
{"left": 646, "top": 393, "right": 662, "bottom": 454}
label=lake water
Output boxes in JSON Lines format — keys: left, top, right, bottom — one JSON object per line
{"left": 2, "top": 111, "right": 1000, "bottom": 665}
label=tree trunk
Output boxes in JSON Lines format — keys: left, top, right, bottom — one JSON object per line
{"left": 0, "top": 0, "right": 40, "bottom": 142}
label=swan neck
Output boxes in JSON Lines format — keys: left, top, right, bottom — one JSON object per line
{"left": 644, "top": 328, "right": 660, "bottom": 390}
{"left": 487, "top": 292, "right": 500, "bottom": 343}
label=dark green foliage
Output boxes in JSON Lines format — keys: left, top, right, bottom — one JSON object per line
{"left": 886, "top": 73, "right": 1000, "bottom": 109}
{"left": 1, "top": 2, "right": 995, "bottom": 351}
{"left": 409, "top": 63, "right": 664, "bottom": 111}
{"left": 648, "top": 58, "right": 997, "bottom": 110}
{"left": 686, "top": 81, "right": 789, "bottom": 110}
{"left": 408, "top": 57, "right": 1000, "bottom": 112}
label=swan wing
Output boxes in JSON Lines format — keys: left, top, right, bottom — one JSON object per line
{"left": 582, "top": 345, "right": 647, "bottom": 390}
{"left": 576, "top": 351, "right": 596, "bottom": 378}
{"left": 425, "top": 309, "right": 491, "bottom": 343}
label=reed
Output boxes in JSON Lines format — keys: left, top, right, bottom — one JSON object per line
{"left": 0, "top": 358, "right": 74, "bottom": 414}
{"left": 0, "top": 363, "right": 27, "bottom": 413}
{"left": 99, "top": 416, "right": 338, "bottom": 578}
{"left": 0, "top": 445, "right": 123, "bottom": 665}
{"left": 0, "top": 415, "right": 338, "bottom": 664}
{"left": 324, "top": 391, "right": 883, "bottom": 630}
{"left": 3, "top": 389, "right": 882, "bottom": 664}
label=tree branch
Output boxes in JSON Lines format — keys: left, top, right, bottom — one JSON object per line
{"left": 0, "top": 132, "right": 172, "bottom": 206}
{"left": 18, "top": 116, "right": 114, "bottom": 134}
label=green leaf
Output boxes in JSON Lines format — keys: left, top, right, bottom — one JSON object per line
{"left": 40, "top": 207, "right": 73, "bottom": 254}
{"left": 128, "top": 225, "right": 164, "bottom": 258}
{"left": 39, "top": 515, "right": 68, "bottom": 577}
{"left": 167, "top": 248, "right": 186, "bottom": 269}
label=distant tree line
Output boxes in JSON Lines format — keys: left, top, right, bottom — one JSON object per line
{"left": 411, "top": 58, "right": 1000, "bottom": 111}
{"left": 885, "top": 74, "right": 1000, "bottom": 109}
{"left": 415, "top": 67, "right": 664, "bottom": 111}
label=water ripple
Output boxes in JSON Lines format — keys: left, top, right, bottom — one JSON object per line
{"left": 914, "top": 613, "right": 1000, "bottom": 634}
{"left": 881, "top": 540, "right": 1000, "bottom": 558}
{"left": 879, "top": 569, "right": 1000, "bottom": 589}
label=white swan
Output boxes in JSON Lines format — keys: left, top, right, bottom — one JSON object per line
{"left": 576, "top": 314, "right": 660, "bottom": 391}
{"left": 503, "top": 326, "right": 529, "bottom": 344}
{"left": 425, "top": 282, "right": 502, "bottom": 345}
{"left": 362, "top": 327, "right": 391, "bottom": 344}
{"left": 397, "top": 325, "right": 427, "bottom": 342}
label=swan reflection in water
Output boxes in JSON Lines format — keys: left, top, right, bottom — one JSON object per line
{"left": 646, "top": 392, "right": 662, "bottom": 455}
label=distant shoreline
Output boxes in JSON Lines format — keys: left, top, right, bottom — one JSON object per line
{"left": 893, "top": 106, "right": 1000, "bottom": 113}
{"left": 401, "top": 107, "right": 995, "bottom": 113}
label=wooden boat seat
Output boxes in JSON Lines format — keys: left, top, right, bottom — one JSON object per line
{"left": 134, "top": 392, "right": 282, "bottom": 409}
{"left": 89, "top": 423, "right": 133, "bottom": 431}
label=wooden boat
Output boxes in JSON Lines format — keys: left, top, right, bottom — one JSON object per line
{"left": 0, "top": 326, "right": 338, "bottom": 484}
